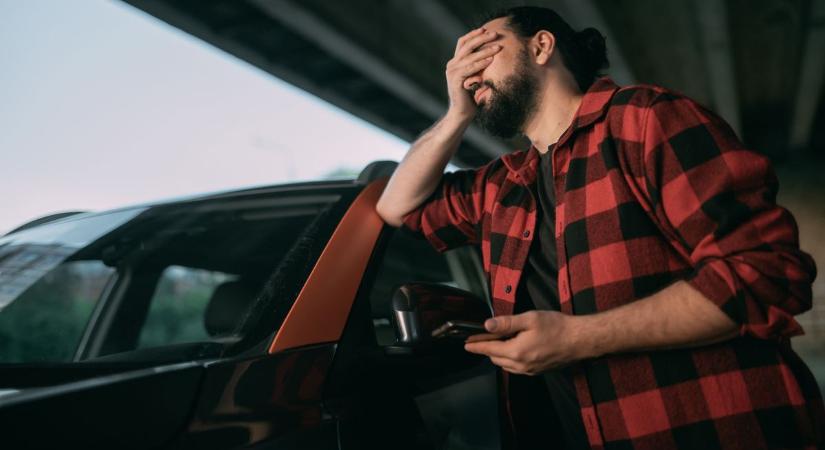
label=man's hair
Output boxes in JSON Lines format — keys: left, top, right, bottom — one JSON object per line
{"left": 481, "top": 6, "right": 609, "bottom": 92}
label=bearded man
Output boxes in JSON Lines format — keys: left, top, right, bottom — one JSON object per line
{"left": 376, "top": 6, "right": 823, "bottom": 450}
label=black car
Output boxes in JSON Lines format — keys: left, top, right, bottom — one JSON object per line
{"left": 0, "top": 164, "right": 502, "bottom": 449}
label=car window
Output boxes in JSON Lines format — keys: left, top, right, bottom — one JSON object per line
{"left": 136, "top": 266, "right": 236, "bottom": 349}
{"left": 0, "top": 259, "right": 114, "bottom": 363}
{"left": 0, "top": 187, "right": 354, "bottom": 364}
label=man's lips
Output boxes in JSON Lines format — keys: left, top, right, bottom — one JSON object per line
{"left": 474, "top": 85, "right": 490, "bottom": 104}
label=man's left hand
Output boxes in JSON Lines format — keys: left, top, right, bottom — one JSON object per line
{"left": 463, "top": 311, "right": 593, "bottom": 375}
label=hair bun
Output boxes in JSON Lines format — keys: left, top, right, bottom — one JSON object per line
{"left": 575, "top": 28, "right": 609, "bottom": 74}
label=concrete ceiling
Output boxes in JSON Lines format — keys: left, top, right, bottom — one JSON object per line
{"left": 123, "top": 0, "right": 825, "bottom": 167}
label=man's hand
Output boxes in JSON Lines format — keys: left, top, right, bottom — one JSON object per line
{"left": 464, "top": 282, "right": 740, "bottom": 376}
{"left": 445, "top": 27, "right": 502, "bottom": 119}
{"left": 464, "top": 311, "right": 592, "bottom": 375}
{"left": 376, "top": 29, "right": 500, "bottom": 227}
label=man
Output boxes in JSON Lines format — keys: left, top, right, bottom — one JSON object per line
{"left": 376, "top": 6, "right": 823, "bottom": 450}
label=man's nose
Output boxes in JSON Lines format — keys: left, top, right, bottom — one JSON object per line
{"left": 464, "top": 75, "right": 482, "bottom": 92}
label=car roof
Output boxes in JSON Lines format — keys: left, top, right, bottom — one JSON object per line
{"left": 133, "top": 178, "right": 361, "bottom": 206}
{"left": 7, "top": 179, "right": 365, "bottom": 236}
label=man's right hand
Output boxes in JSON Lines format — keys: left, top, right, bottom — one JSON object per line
{"left": 445, "top": 28, "right": 502, "bottom": 120}
{"left": 376, "top": 28, "right": 501, "bottom": 227}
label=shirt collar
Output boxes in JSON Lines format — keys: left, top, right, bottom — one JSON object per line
{"left": 563, "top": 76, "right": 621, "bottom": 136}
{"left": 501, "top": 76, "right": 620, "bottom": 182}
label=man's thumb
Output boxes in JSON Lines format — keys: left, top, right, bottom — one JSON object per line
{"left": 485, "top": 314, "right": 529, "bottom": 333}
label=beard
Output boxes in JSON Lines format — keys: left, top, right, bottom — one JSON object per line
{"left": 474, "top": 50, "right": 540, "bottom": 139}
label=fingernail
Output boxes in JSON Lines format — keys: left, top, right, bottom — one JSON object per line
{"left": 485, "top": 319, "right": 498, "bottom": 331}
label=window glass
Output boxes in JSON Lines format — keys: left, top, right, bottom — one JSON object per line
{"left": 0, "top": 188, "right": 347, "bottom": 364}
{"left": 0, "top": 260, "right": 114, "bottom": 363}
{"left": 137, "top": 266, "right": 235, "bottom": 349}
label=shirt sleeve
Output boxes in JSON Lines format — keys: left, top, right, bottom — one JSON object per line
{"left": 639, "top": 92, "right": 817, "bottom": 340}
{"left": 400, "top": 160, "right": 496, "bottom": 252}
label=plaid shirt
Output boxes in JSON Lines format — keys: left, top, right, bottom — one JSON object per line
{"left": 402, "top": 78, "right": 824, "bottom": 449}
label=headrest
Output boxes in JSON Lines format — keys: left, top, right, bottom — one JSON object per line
{"left": 357, "top": 160, "right": 398, "bottom": 184}
{"left": 204, "top": 280, "right": 258, "bottom": 337}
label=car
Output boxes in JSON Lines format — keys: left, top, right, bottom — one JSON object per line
{"left": 0, "top": 162, "right": 501, "bottom": 449}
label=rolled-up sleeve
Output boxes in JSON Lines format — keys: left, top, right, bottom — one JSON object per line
{"left": 640, "top": 93, "right": 817, "bottom": 340}
{"left": 400, "top": 160, "right": 495, "bottom": 253}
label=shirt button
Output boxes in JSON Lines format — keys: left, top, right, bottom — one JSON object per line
{"left": 523, "top": 230, "right": 531, "bottom": 238}
{"left": 505, "top": 285, "right": 512, "bottom": 294}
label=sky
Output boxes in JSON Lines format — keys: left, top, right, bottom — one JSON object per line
{"left": 0, "top": 0, "right": 412, "bottom": 234}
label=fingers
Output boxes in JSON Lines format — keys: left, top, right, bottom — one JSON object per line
{"left": 464, "top": 339, "right": 513, "bottom": 358}
{"left": 455, "top": 57, "right": 493, "bottom": 79}
{"left": 489, "top": 356, "right": 527, "bottom": 374}
{"left": 452, "top": 45, "right": 501, "bottom": 91}
{"left": 466, "top": 43, "right": 502, "bottom": 62}
{"left": 447, "top": 45, "right": 500, "bottom": 75}
{"left": 464, "top": 332, "right": 507, "bottom": 343}
{"left": 456, "top": 29, "right": 500, "bottom": 58}
{"left": 486, "top": 312, "right": 536, "bottom": 334}
{"left": 447, "top": 56, "right": 498, "bottom": 95}
{"left": 455, "top": 27, "right": 487, "bottom": 53}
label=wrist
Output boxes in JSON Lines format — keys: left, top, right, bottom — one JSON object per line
{"left": 443, "top": 107, "right": 475, "bottom": 127}
{"left": 571, "top": 313, "right": 615, "bottom": 359}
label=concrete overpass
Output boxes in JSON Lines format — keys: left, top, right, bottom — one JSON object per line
{"left": 122, "top": 0, "right": 825, "bottom": 166}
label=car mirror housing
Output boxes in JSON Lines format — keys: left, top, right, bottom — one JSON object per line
{"left": 386, "top": 282, "right": 490, "bottom": 354}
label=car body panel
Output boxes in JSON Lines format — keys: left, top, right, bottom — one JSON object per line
{"left": 269, "top": 179, "right": 387, "bottom": 353}
{"left": 179, "top": 344, "right": 338, "bottom": 449}
{"left": 0, "top": 362, "right": 204, "bottom": 448}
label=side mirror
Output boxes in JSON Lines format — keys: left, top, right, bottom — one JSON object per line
{"left": 386, "top": 282, "right": 490, "bottom": 355}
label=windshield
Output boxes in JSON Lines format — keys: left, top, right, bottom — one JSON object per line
{"left": 0, "top": 189, "right": 348, "bottom": 364}
{"left": 0, "top": 210, "right": 144, "bottom": 311}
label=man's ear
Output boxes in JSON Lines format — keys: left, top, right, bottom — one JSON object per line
{"left": 532, "top": 30, "right": 555, "bottom": 65}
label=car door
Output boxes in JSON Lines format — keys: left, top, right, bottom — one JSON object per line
{"left": 326, "top": 225, "right": 500, "bottom": 450}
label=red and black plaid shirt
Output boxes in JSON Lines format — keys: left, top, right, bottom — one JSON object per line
{"left": 403, "top": 78, "right": 824, "bottom": 449}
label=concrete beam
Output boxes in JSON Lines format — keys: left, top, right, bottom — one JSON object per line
{"left": 693, "top": 0, "right": 742, "bottom": 137}
{"left": 406, "top": 0, "right": 466, "bottom": 44}
{"left": 790, "top": 0, "right": 825, "bottom": 150}
{"left": 248, "top": 0, "right": 506, "bottom": 159}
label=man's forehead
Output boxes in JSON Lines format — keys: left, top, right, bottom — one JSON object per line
{"left": 480, "top": 17, "right": 512, "bottom": 35}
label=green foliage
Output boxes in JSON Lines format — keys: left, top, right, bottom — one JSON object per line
{"left": 0, "top": 263, "right": 230, "bottom": 363}
{"left": 136, "top": 273, "right": 213, "bottom": 349}
{"left": 0, "top": 262, "right": 107, "bottom": 363}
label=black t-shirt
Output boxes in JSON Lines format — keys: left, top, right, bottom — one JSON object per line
{"left": 508, "top": 147, "right": 589, "bottom": 450}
